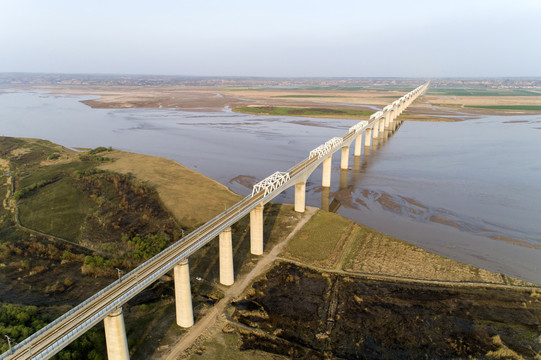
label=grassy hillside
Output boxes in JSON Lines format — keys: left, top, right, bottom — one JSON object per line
{"left": 0, "top": 137, "right": 301, "bottom": 359}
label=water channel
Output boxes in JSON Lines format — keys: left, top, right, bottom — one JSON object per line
{"left": 1, "top": 90, "right": 540, "bottom": 284}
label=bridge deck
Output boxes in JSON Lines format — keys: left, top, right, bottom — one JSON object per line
{"left": 1, "top": 84, "right": 428, "bottom": 360}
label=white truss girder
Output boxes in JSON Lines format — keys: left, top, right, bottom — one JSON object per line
{"left": 369, "top": 111, "right": 383, "bottom": 120}
{"left": 251, "top": 171, "right": 291, "bottom": 197}
{"left": 309, "top": 137, "right": 343, "bottom": 159}
{"left": 348, "top": 120, "right": 369, "bottom": 134}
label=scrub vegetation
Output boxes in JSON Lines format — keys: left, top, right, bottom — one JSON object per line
{"left": 230, "top": 263, "right": 541, "bottom": 360}
{"left": 0, "top": 137, "right": 303, "bottom": 359}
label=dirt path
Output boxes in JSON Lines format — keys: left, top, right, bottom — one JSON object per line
{"left": 161, "top": 206, "right": 318, "bottom": 360}
{"left": 278, "top": 257, "right": 540, "bottom": 292}
{"left": 2, "top": 174, "right": 13, "bottom": 211}
{"left": 0, "top": 159, "right": 13, "bottom": 211}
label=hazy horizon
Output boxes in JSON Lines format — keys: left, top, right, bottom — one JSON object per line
{"left": 2, "top": 72, "right": 541, "bottom": 80}
{"left": 1, "top": 0, "right": 540, "bottom": 78}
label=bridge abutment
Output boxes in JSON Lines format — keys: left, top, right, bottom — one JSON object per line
{"left": 322, "top": 156, "right": 333, "bottom": 187}
{"left": 294, "top": 182, "right": 306, "bottom": 213}
{"left": 219, "top": 227, "right": 234, "bottom": 286}
{"left": 104, "top": 308, "right": 130, "bottom": 360}
{"left": 250, "top": 203, "right": 264, "bottom": 255}
{"left": 174, "top": 260, "right": 194, "bottom": 328}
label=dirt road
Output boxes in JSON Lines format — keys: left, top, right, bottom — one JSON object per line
{"left": 160, "top": 206, "right": 318, "bottom": 360}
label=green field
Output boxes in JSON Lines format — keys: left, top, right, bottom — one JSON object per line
{"left": 299, "top": 86, "right": 414, "bottom": 92}
{"left": 465, "top": 105, "right": 541, "bottom": 111}
{"left": 18, "top": 177, "right": 93, "bottom": 240}
{"left": 233, "top": 106, "right": 372, "bottom": 118}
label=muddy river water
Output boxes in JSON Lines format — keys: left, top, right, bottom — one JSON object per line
{"left": 1, "top": 90, "right": 540, "bottom": 284}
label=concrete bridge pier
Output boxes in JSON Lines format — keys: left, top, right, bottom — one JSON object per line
{"left": 104, "top": 308, "right": 130, "bottom": 360}
{"left": 322, "top": 156, "right": 333, "bottom": 187}
{"left": 219, "top": 227, "right": 234, "bottom": 286}
{"left": 294, "top": 182, "right": 306, "bottom": 213}
{"left": 250, "top": 203, "right": 264, "bottom": 255}
{"left": 174, "top": 260, "right": 194, "bottom": 328}
{"left": 354, "top": 134, "right": 362, "bottom": 156}
{"left": 373, "top": 120, "right": 380, "bottom": 138}
{"left": 364, "top": 128, "right": 372, "bottom": 148}
{"left": 378, "top": 117, "right": 385, "bottom": 136}
{"left": 340, "top": 146, "right": 349, "bottom": 170}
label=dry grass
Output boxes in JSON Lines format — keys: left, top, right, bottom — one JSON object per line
{"left": 281, "top": 210, "right": 531, "bottom": 285}
{"left": 342, "top": 224, "right": 507, "bottom": 283}
{"left": 98, "top": 150, "right": 242, "bottom": 229}
{"left": 281, "top": 211, "right": 352, "bottom": 268}
{"left": 186, "top": 324, "right": 287, "bottom": 360}
{"left": 0, "top": 158, "right": 9, "bottom": 170}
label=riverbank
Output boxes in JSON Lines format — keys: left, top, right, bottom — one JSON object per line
{"left": 2, "top": 137, "right": 539, "bottom": 359}
{"left": 177, "top": 211, "right": 540, "bottom": 360}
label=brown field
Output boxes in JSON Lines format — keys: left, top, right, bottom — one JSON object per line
{"left": 424, "top": 95, "right": 541, "bottom": 115}
{"left": 35, "top": 84, "right": 541, "bottom": 122}
{"left": 34, "top": 85, "right": 459, "bottom": 120}
{"left": 22, "top": 80, "right": 541, "bottom": 123}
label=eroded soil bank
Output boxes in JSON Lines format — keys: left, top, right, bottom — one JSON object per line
{"left": 233, "top": 262, "right": 541, "bottom": 359}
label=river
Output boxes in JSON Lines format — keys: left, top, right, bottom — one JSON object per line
{"left": 1, "top": 90, "right": 540, "bottom": 284}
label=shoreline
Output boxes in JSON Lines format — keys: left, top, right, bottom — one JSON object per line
{"left": 4, "top": 84, "right": 520, "bottom": 120}
{"left": 1, "top": 89, "right": 539, "bottom": 284}
{"left": 2, "top": 137, "right": 539, "bottom": 359}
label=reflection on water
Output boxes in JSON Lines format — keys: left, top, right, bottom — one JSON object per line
{"left": 320, "top": 118, "right": 541, "bottom": 284}
{"left": 1, "top": 90, "right": 540, "bottom": 284}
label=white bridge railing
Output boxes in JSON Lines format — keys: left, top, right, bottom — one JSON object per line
{"left": 251, "top": 171, "right": 291, "bottom": 197}
{"left": 309, "top": 137, "right": 343, "bottom": 159}
{"left": 348, "top": 120, "right": 369, "bottom": 134}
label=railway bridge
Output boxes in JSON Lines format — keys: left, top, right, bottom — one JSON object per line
{"left": 1, "top": 83, "right": 429, "bottom": 360}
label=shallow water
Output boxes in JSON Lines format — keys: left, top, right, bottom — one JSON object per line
{"left": 1, "top": 90, "right": 540, "bottom": 284}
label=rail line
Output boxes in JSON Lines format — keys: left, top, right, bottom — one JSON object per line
{"left": 1, "top": 83, "right": 428, "bottom": 360}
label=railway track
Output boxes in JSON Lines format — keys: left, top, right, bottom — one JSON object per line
{"left": 1, "top": 84, "right": 428, "bottom": 360}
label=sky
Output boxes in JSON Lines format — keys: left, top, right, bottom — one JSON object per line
{"left": 1, "top": 0, "right": 540, "bottom": 78}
